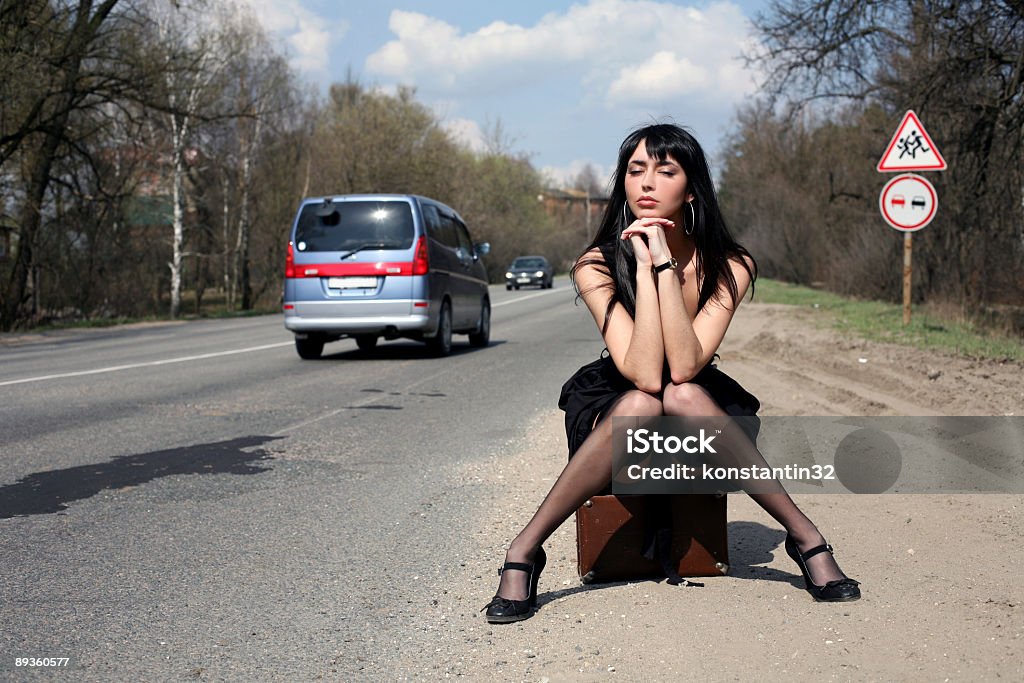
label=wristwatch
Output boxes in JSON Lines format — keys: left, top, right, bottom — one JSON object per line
{"left": 653, "top": 257, "right": 678, "bottom": 273}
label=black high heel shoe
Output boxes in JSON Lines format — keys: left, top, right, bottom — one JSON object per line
{"left": 481, "top": 547, "right": 547, "bottom": 623}
{"left": 785, "top": 535, "right": 861, "bottom": 602}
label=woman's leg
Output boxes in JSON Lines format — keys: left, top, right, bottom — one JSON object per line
{"left": 494, "top": 390, "right": 664, "bottom": 600}
{"left": 662, "top": 383, "right": 849, "bottom": 585}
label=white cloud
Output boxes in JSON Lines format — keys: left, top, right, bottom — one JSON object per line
{"left": 288, "top": 19, "right": 334, "bottom": 72}
{"left": 606, "top": 51, "right": 709, "bottom": 102}
{"left": 364, "top": 0, "right": 759, "bottom": 106}
{"left": 239, "top": 0, "right": 301, "bottom": 33}
{"left": 241, "top": 0, "right": 345, "bottom": 74}
{"left": 443, "top": 118, "right": 487, "bottom": 152}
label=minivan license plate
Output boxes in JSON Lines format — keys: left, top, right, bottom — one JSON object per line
{"left": 328, "top": 276, "right": 378, "bottom": 289}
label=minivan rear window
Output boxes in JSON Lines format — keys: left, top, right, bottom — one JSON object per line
{"left": 294, "top": 201, "right": 415, "bottom": 252}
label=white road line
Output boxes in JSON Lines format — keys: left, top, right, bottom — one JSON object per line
{"left": 0, "top": 341, "right": 293, "bottom": 387}
{"left": 492, "top": 287, "right": 564, "bottom": 308}
{"left": 3, "top": 289, "right": 562, "bottom": 388}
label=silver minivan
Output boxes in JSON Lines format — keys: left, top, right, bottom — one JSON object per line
{"left": 283, "top": 194, "right": 491, "bottom": 359}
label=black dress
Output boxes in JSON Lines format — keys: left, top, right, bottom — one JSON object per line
{"left": 558, "top": 351, "right": 761, "bottom": 458}
{"left": 558, "top": 351, "right": 762, "bottom": 584}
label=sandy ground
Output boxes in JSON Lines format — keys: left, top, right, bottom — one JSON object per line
{"left": 402, "top": 302, "right": 1023, "bottom": 681}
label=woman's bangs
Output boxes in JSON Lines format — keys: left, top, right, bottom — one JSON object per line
{"left": 644, "top": 131, "right": 687, "bottom": 166}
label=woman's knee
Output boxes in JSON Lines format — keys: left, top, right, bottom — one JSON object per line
{"left": 610, "top": 389, "right": 663, "bottom": 417}
{"left": 662, "top": 382, "right": 717, "bottom": 416}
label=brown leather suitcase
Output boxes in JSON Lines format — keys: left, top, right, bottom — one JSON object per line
{"left": 575, "top": 494, "right": 729, "bottom": 584}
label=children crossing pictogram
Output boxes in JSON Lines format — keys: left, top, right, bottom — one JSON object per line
{"left": 877, "top": 110, "right": 947, "bottom": 172}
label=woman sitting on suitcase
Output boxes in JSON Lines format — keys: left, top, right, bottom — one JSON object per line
{"left": 482, "top": 123, "right": 860, "bottom": 623}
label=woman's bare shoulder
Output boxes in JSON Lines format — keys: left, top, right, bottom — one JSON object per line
{"left": 722, "top": 252, "right": 756, "bottom": 291}
{"left": 574, "top": 248, "right": 612, "bottom": 289}
{"left": 701, "top": 253, "right": 755, "bottom": 314}
{"left": 732, "top": 252, "right": 755, "bottom": 272}
{"left": 574, "top": 246, "right": 607, "bottom": 267}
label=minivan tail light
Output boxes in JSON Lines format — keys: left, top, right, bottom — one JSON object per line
{"left": 285, "top": 242, "right": 295, "bottom": 278}
{"left": 412, "top": 236, "right": 429, "bottom": 275}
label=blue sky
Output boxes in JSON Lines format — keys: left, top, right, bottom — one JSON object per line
{"left": 243, "top": 0, "right": 771, "bottom": 186}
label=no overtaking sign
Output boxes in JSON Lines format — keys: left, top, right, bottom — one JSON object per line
{"left": 879, "top": 174, "right": 937, "bottom": 232}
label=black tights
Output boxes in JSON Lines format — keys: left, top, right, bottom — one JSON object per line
{"left": 495, "top": 387, "right": 849, "bottom": 600}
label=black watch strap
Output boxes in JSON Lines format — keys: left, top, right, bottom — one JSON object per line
{"left": 653, "top": 257, "right": 678, "bottom": 273}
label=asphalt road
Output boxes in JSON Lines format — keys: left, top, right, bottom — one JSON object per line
{"left": 0, "top": 278, "right": 601, "bottom": 681}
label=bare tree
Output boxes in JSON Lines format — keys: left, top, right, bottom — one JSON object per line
{"left": 572, "top": 163, "right": 605, "bottom": 197}
{"left": 733, "top": 0, "right": 1024, "bottom": 310}
{"left": 145, "top": 2, "right": 239, "bottom": 319}
{"left": 216, "top": 8, "right": 295, "bottom": 310}
{"left": 0, "top": 0, "right": 133, "bottom": 329}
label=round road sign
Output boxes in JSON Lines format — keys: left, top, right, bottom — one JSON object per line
{"left": 879, "top": 173, "right": 937, "bottom": 231}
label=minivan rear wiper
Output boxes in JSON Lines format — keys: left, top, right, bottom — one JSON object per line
{"left": 338, "top": 243, "right": 395, "bottom": 260}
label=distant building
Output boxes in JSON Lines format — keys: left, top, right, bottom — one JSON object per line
{"left": 538, "top": 187, "right": 609, "bottom": 242}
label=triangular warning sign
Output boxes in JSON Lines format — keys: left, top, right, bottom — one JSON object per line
{"left": 877, "top": 110, "right": 947, "bottom": 172}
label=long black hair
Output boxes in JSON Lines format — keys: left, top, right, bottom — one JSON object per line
{"left": 572, "top": 123, "right": 756, "bottom": 334}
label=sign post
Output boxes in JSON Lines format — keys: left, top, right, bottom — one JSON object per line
{"left": 903, "top": 233, "right": 912, "bottom": 326}
{"left": 877, "top": 111, "right": 946, "bottom": 325}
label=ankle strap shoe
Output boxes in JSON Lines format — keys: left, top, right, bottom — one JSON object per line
{"left": 785, "top": 535, "right": 861, "bottom": 602}
{"left": 482, "top": 547, "right": 547, "bottom": 623}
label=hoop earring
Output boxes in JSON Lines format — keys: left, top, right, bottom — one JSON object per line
{"left": 685, "top": 201, "right": 695, "bottom": 236}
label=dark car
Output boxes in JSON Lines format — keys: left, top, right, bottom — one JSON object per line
{"left": 505, "top": 256, "right": 553, "bottom": 290}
